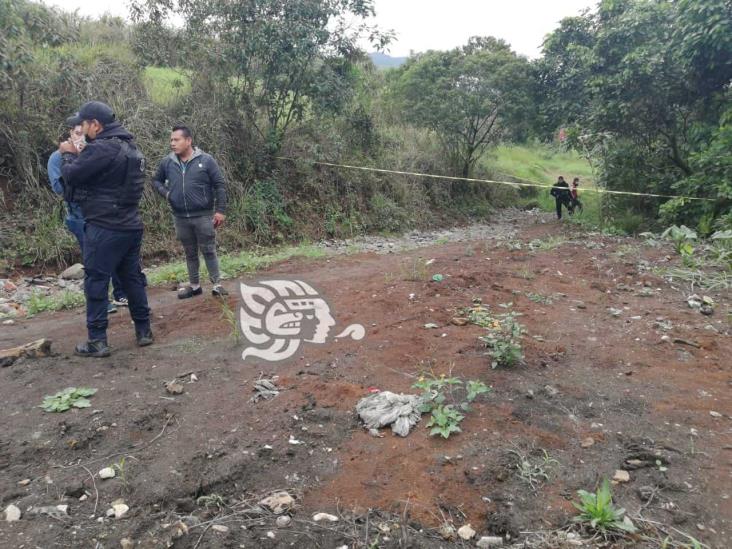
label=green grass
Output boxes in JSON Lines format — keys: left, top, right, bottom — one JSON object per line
{"left": 145, "top": 243, "right": 326, "bottom": 286}
{"left": 488, "top": 143, "right": 594, "bottom": 185}
{"left": 143, "top": 66, "right": 191, "bottom": 106}
{"left": 27, "top": 290, "right": 86, "bottom": 316}
{"left": 485, "top": 143, "right": 601, "bottom": 228}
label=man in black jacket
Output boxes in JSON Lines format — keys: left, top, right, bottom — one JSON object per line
{"left": 59, "top": 101, "right": 152, "bottom": 357}
{"left": 152, "top": 125, "right": 228, "bottom": 299}
{"left": 550, "top": 175, "right": 572, "bottom": 220}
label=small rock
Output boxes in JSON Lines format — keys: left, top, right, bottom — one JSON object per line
{"left": 120, "top": 538, "right": 135, "bottom": 549}
{"left": 165, "top": 381, "right": 184, "bottom": 395}
{"left": 190, "top": 374, "right": 198, "bottom": 382}
{"left": 259, "top": 492, "right": 295, "bottom": 514}
{"left": 543, "top": 385, "right": 559, "bottom": 397}
{"left": 424, "top": 323, "right": 439, "bottom": 329}
{"left": 477, "top": 536, "right": 504, "bottom": 548}
{"left": 312, "top": 512, "right": 338, "bottom": 522}
{"left": 580, "top": 437, "right": 595, "bottom": 448}
{"left": 439, "top": 523, "right": 456, "bottom": 540}
{"left": 211, "top": 524, "right": 229, "bottom": 533}
{"left": 4, "top": 504, "right": 21, "bottom": 522}
{"left": 99, "top": 467, "right": 116, "bottom": 479}
{"left": 60, "top": 263, "right": 85, "bottom": 280}
{"left": 2, "top": 319, "right": 14, "bottom": 326}
{"left": 710, "top": 411, "right": 723, "bottom": 418}
{"left": 276, "top": 515, "right": 291, "bottom": 528}
{"left": 451, "top": 317, "right": 468, "bottom": 326}
{"left": 457, "top": 523, "right": 476, "bottom": 540}
{"left": 17, "top": 479, "right": 31, "bottom": 486}
{"left": 613, "top": 470, "right": 630, "bottom": 483}
{"left": 266, "top": 531, "right": 276, "bottom": 539}
{"left": 112, "top": 503, "right": 129, "bottom": 519}
{"left": 576, "top": 302, "right": 587, "bottom": 309}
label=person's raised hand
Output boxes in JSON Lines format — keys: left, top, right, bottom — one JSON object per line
{"left": 58, "top": 140, "right": 78, "bottom": 154}
{"left": 213, "top": 212, "right": 226, "bottom": 229}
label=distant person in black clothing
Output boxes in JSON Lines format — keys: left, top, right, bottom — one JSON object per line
{"left": 570, "top": 177, "right": 583, "bottom": 213}
{"left": 550, "top": 176, "right": 572, "bottom": 219}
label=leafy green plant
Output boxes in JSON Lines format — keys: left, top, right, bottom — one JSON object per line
{"left": 27, "top": 290, "right": 85, "bottom": 316}
{"left": 573, "top": 479, "right": 637, "bottom": 534}
{"left": 413, "top": 373, "right": 491, "bottom": 439}
{"left": 41, "top": 387, "right": 97, "bottom": 412}
{"left": 479, "top": 311, "right": 526, "bottom": 368}
{"left": 113, "top": 457, "right": 130, "bottom": 492}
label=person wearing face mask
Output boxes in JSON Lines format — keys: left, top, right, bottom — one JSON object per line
{"left": 48, "top": 118, "right": 129, "bottom": 314}
{"left": 58, "top": 101, "right": 152, "bottom": 357}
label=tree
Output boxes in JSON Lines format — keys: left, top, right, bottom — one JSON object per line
{"left": 391, "top": 37, "right": 531, "bottom": 179}
{"left": 131, "top": 0, "right": 389, "bottom": 159}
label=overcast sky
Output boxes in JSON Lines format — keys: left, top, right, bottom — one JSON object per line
{"left": 47, "top": 0, "right": 595, "bottom": 58}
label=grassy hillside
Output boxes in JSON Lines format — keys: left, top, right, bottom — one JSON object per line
{"left": 142, "top": 66, "right": 191, "bottom": 106}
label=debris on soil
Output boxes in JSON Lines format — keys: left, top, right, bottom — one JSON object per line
{"left": 458, "top": 523, "right": 476, "bottom": 540}
{"left": 580, "top": 437, "right": 595, "bottom": 448}
{"left": 165, "top": 380, "right": 185, "bottom": 395}
{"left": 312, "top": 512, "right": 339, "bottom": 522}
{"left": 251, "top": 378, "right": 280, "bottom": 402}
{"left": 108, "top": 501, "right": 129, "bottom": 519}
{"left": 4, "top": 504, "right": 21, "bottom": 522}
{"left": 30, "top": 505, "right": 69, "bottom": 520}
{"left": 673, "top": 338, "right": 701, "bottom": 348}
{"left": 0, "top": 338, "right": 53, "bottom": 367}
{"left": 709, "top": 411, "right": 723, "bottom": 418}
{"left": 424, "top": 322, "right": 439, "bottom": 329}
{"left": 120, "top": 538, "right": 134, "bottom": 549}
{"left": 259, "top": 491, "right": 295, "bottom": 515}
{"left": 432, "top": 274, "right": 444, "bottom": 282}
{"left": 439, "top": 522, "right": 456, "bottom": 540}
{"left": 356, "top": 390, "right": 427, "bottom": 437}
{"left": 613, "top": 469, "right": 631, "bottom": 483}
{"left": 476, "top": 536, "right": 504, "bottom": 548}
{"left": 211, "top": 524, "right": 229, "bottom": 533}
{"left": 451, "top": 317, "right": 468, "bottom": 326}
{"left": 276, "top": 515, "right": 292, "bottom": 528}
{"left": 99, "top": 467, "right": 116, "bottom": 479}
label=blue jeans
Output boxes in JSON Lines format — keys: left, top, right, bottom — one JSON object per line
{"left": 83, "top": 224, "right": 151, "bottom": 341}
{"left": 66, "top": 213, "right": 127, "bottom": 301}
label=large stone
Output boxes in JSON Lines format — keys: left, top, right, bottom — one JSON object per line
{"left": 457, "top": 524, "right": 476, "bottom": 540}
{"left": 60, "top": 263, "right": 85, "bottom": 280}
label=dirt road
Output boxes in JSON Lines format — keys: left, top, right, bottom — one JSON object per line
{"left": 1, "top": 212, "right": 730, "bottom": 548}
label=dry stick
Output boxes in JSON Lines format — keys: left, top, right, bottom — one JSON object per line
{"left": 192, "top": 523, "right": 212, "bottom": 549}
{"left": 80, "top": 465, "right": 99, "bottom": 517}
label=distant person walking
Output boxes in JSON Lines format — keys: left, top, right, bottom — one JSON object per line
{"left": 550, "top": 176, "right": 572, "bottom": 219}
{"left": 570, "top": 177, "right": 583, "bottom": 213}
{"left": 152, "top": 125, "right": 228, "bottom": 299}
{"left": 48, "top": 117, "right": 128, "bottom": 314}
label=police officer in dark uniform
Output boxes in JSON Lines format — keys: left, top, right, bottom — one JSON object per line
{"left": 59, "top": 101, "right": 153, "bottom": 357}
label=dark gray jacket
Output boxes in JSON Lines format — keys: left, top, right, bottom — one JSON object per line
{"left": 152, "top": 148, "right": 227, "bottom": 218}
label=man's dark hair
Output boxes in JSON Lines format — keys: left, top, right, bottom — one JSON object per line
{"left": 172, "top": 125, "right": 192, "bottom": 139}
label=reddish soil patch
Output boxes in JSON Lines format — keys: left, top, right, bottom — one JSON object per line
{"left": 1, "top": 216, "right": 730, "bottom": 548}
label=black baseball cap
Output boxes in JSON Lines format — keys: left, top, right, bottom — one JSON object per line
{"left": 66, "top": 101, "right": 116, "bottom": 126}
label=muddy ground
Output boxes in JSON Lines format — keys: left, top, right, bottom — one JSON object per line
{"left": 1, "top": 211, "right": 731, "bottom": 549}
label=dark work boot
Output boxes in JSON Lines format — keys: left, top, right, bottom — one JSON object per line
{"left": 74, "top": 340, "right": 111, "bottom": 358}
{"left": 136, "top": 329, "right": 154, "bottom": 347}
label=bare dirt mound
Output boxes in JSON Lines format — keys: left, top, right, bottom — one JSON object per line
{"left": 1, "top": 213, "right": 730, "bottom": 548}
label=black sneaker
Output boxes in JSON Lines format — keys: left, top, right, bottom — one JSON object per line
{"left": 107, "top": 302, "right": 118, "bottom": 314}
{"left": 136, "top": 330, "right": 154, "bottom": 347}
{"left": 74, "top": 340, "right": 111, "bottom": 358}
{"left": 212, "top": 284, "right": 228, "bottom": 297}
{"left": 177, "top": 286, "right": 203, "bottom": 299}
